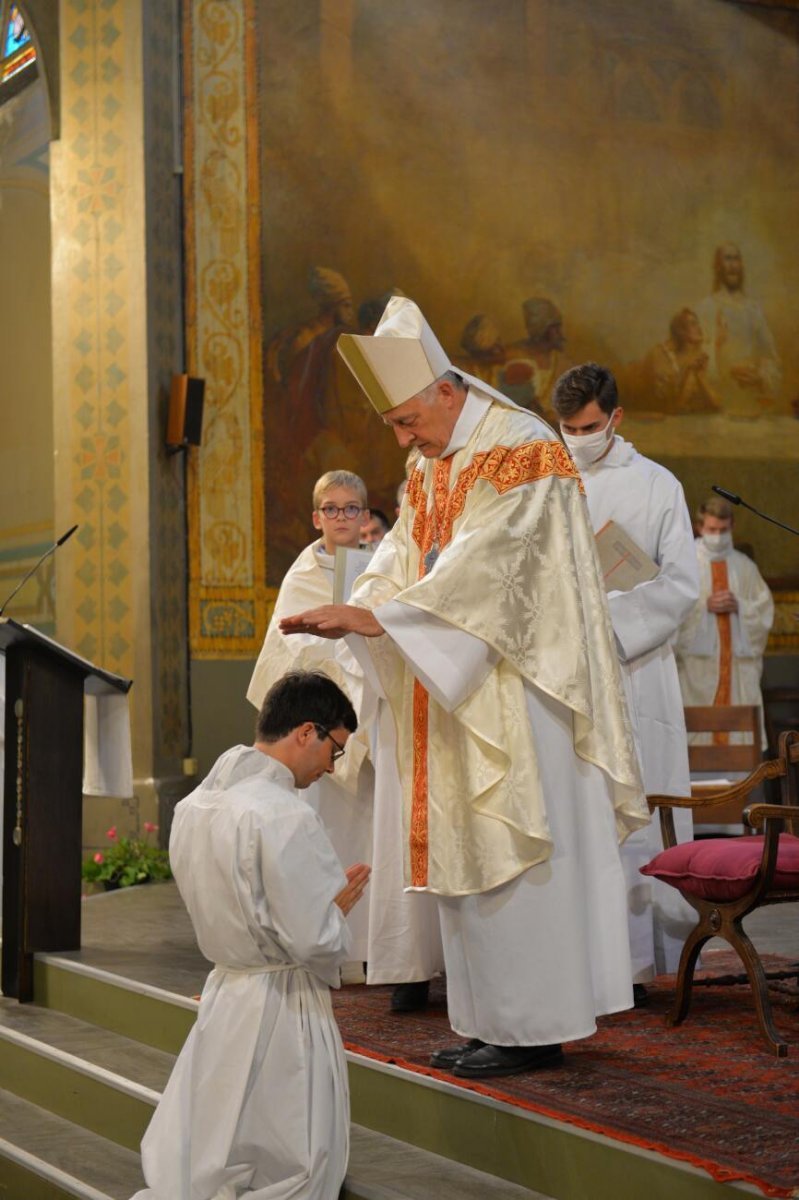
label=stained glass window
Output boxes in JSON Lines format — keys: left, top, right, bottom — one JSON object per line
{"left": 1, "top": 3, "right": 36, "bottom": 88}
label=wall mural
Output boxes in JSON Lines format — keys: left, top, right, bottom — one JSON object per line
{"left": 186, "top": 0, "right": 799, "bottom": 655}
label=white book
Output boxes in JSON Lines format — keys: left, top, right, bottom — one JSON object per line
{"left": 333, "top": 546, "right": 374, "bottom": 604}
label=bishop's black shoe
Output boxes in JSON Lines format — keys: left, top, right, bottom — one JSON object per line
{"left": 633, "top": 983, "right": 650, "bottom": 1007}
{"left": 429, "top": 1039, "right": 485, "bottom": 1069}
{"left": 390, "top": 980, "right": 430, "bottom": 1012}
{"left": 452, "top": 1042, "right": 564, "bottom": 1079}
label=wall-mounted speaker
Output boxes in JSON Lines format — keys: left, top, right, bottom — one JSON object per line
{"left": 167, "top": 375, "right": 205, "bottom": 450}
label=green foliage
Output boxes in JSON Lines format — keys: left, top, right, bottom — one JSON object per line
{"left": 82, "top": 826, "right": 171, "bottom": 888}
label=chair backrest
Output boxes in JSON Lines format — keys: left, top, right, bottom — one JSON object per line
{"left": 782, "top": 730, "right": 799, "bottom": 834}
{"left": 684, "top": 704, "right": 761, "bottom": 774}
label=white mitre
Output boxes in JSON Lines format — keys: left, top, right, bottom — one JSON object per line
{"left": 338, "top": 295, "right": 519, "bottom": 415}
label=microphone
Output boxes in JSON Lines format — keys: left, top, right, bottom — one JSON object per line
{"left": 711, "top": 486, "right": 740, "bottom": 506}
{"left": 0, "top": 525, "right": 79, "bottom": 618}
{"left": 711, "top": 486, "right": 799, "bottom": 538}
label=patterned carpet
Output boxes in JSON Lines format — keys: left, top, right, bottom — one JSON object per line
{"left": 332, "top": 953, "right": 799, "bottom": 1198}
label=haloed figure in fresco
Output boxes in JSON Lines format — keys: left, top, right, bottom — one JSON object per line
{"left": 695, "top": 242, "right": 781, "bottom": 417}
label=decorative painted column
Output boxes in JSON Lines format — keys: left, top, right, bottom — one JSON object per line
{"left": 183, "top": 0, "right": 267, "bottom": 661}
{"left": 50, "top": 0, "right": 188, "bottom": 837}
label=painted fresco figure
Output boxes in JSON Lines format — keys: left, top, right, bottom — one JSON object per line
{"left": 281, "top": 297, "right": 649, "bottom": 1080}
{"left": 639, "top": 308, "right": 721, "bottom": 414}
{"left": 695, "top": 242, "right": 781, "bottom": 417}
{"left": 676, "top": 494, "right": 774, "bottom": 749}
{"left": 266, "top": 266, "right": 356, "bottom": 390}
{"left": 452, "top": 313, "right": 506, "bottom": 390}
{"left": 264, "top": 269, "right": 404, "bottom": 581}
{"left": 501, "top": 296, "right": 572, "bottom": 418}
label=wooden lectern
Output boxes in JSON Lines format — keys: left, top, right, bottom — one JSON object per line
{"left": 1, "top": 618, "right": 132, "bottom": 1001}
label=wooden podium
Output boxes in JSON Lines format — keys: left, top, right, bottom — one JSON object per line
{"left": 1, "top": 618, "right": 132, "bottom": 1001}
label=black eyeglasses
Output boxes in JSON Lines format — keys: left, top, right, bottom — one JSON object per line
{"left": 318, "top": 503, "right": 364, "bottom": 521}
{"left": 315, "top": 726, "right": 346, "bottom": 763}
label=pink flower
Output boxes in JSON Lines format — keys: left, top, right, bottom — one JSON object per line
{"left": 93, "top": 852, "right": 104, "bottom": 864}
{"left": 106, "top": 826, "right": 117, "bottom": 840}
{"left": 143, "top": 821, "right": 158, "bottom": 834}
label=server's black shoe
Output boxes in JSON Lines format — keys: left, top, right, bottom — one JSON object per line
{"left": 633, "top": 983, "right": 650, "bottom": 1007}
{"left": 390, "top": 980, "right": 430, "bottom": 1012}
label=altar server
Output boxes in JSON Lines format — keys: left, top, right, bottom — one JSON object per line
{"left": 553, "top": 363, "right": 699, "bottom": 990}
{"left": 281, "top": 297, "right": 649, "bottom": 1079}
{"left": 247, "top": 470, "right": 374, "bottom": 974}
{"left": 132, "top": 671, "right": 370, "bottom": 1200}
{"left": 676, "top": 494, "right": 774, "bottom": 748}
{"left": 247, "top": 470, "right": 443, "bottom": 991}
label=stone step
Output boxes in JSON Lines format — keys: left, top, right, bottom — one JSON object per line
{"left": 0, "top": 1086, "right": 550, "bottom": 1200}
{"left": 0, "top": 1088, "right": 145, "bottom": 1199}
{"left": 0, "top": 996, "right": 174, "bottom": 1092}
{"left": 344, "top": 1125, "right": 553, "bottom": 1199}
{"left": 0, "top": 998, "right": 160, "bottom": 1150}
{"left": 35, "top": 952, "right": 197, "bottom": 1054}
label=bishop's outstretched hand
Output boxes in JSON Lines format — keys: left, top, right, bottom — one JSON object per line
{"left": 280, "top": 605, "right": 383, "bottom": 639}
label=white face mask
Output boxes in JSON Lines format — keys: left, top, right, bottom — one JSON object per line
{"left": 561, "top": 420, "right": 615, "bottom": 470}
{"left": 701, "top": 531, "right": 733, "bottom": 557}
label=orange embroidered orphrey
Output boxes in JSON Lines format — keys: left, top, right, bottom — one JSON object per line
{"left": 408, "top": 440, "right": 581, "bottom": 561}
{"left": 410, "top": 679, "right": 430, "bottom": 887}
{"left": 405, "top": 438, "right": 580, "bottom": 887}
{"left": 711, "top": 558, "right": 733, "bottom": 744}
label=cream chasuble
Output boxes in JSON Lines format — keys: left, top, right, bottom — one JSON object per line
{"left": 350, "top": 399, "right": 648, "bottom": 898}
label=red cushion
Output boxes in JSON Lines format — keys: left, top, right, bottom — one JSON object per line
{"left": 641, "top": 835, "right": 799, "bottom": 901}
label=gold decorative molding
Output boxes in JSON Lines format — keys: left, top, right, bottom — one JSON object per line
{"left": 184, "top": 0, "right": 268, "bottom": 658}
{"left": 53, "top": 0, "right": 137, "bottom": 677}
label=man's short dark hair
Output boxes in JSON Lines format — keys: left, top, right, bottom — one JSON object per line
{"left": 368, "top": 508, "right": 391, "bottom": 532}
{"left": 551, "top": 363, "right": 619, "bottom": 419}
{"left": 256, "top": 671, "right": 357, "bottom": 742}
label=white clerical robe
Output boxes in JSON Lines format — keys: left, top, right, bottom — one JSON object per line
{"left": 676, "top": 543, "right": 774, "bottom": 748}
{"left": 344, "top": 638, "right": 445, "bottom": 985}
{"left": 132, "top": 748, "right": 351, "bottom": 1200}
{"left": 579, "top": 436, "right": 699, "bottom": 979}
{"left": 247, "top": 541, "right": 372, "bottom": 962}
{"left": 352, "top": 613, "right": 635, "bottom": 1044}
{"left": 347, "top": 387, "right": 649, "bottom": 1046}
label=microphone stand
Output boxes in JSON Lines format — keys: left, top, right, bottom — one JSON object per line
{"left": 0, "top": 525, "right": 79, "bottom": 618}
{"left": 711, "top": 486, "right": 799, "bottom": 538}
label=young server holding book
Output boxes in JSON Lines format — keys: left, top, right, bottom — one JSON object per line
{"left": 553, "top": 363, "right": 700, "bottom": 998}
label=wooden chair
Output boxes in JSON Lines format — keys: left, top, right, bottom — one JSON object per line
{"left": 684, "top": 704, "right": 761, "bottom": 824}
{"left": 642, "top": 730, "right": 799, "bottom": 1056}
